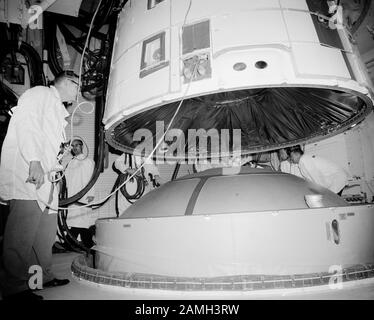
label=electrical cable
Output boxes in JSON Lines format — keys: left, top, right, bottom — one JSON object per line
{"left": 118, "top": 172, "right": 146, "bottom": 204}
{"left": 56, "top": 176, "right": 90, "bottom": 253}
{"left": 44, "top": 0, "right": 115, "bottom": 98}
{"left": 52, "top": 0, "right": 110, "bottom": 253}
{"left": 39, "top": 57, "right": 200, "bottom": 212}
{"left": 38, "top": 0, "right": 199, "bottom": 213}
{"left": 77, "top": 0, "right": 103, "bottom": 98}
{"left": 0, "top": 40, "right": 46, "bottom": 87}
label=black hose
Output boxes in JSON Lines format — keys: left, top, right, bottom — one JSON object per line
{"left": 57, "top": 208, "right": 89, "bottom": 253}
{"left": 349, "top": 0, "right": 371, "bottom": 34}
{"left": 57, "top": 176, "right": 90, "bottom": 253}
{"left": 0, "top": 82, "right": 18, "bottom": 113}
{"left": 78, "top": 0, "right": 119, "bottom": 32}
{"left": 118, "top": 172, "right": 146, "bottom": 204}
{"left": 171, "top": 162, "right": 181, "bottom": 180}
{"left": 44, "top": 0, "right": 118, "bottom": 78}
{"left": 59, "top": 12, "right": 118, "bottom": 207}
{"left": 55, "top": 10, "right": 119, "bottom": 252}
{"left": 115, "top": 188, "right": 121, "bottom": 218}
{"left": 0, "top": 41, "right": 46, "bottom": 87}
{"left": 43, "top": 15, "right": 64, "bottom": 76}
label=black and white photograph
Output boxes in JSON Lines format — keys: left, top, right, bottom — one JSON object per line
{"left": 0, "top": 0, "right": 374, "bottom": 307}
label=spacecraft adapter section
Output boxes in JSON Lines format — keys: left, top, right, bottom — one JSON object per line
{"left": 103, "top": 0, "right": 374, "bottom": 157}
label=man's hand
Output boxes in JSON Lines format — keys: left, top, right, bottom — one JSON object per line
{"left": 153, "top": 175, "right": 161, "bottom": 187}
{"left": 26, "top": 161, "right": 45, "bottom": 189}
{"left": 126, "top": 168, "right": 137, "bottom": 175}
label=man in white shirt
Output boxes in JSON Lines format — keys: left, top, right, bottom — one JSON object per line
{"left": 278, "top": 148, "right": 303, "bottom": 178}
{"left": 270, "top": 148, "right": 302, "bottom": 177}
{"left": 0, "top": 71, "right": 78, "bottom": 299}
{"left": 64, "top": 139, "right": 95, "bottom": 248}
{"left": 288, "top": 145, "right": 348, "bottom": 195}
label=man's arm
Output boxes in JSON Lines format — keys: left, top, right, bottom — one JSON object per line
{"left": 114, "top": 153, "right": 130, "bottom": 173}
{"left": 15, "top": 90, "right": 46, "bottom": 188}
{"left": 26, "top": 161, "right": 45, "bottom": 189}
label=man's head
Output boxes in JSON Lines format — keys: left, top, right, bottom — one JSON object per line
{"left": 288, "top": 145, "right": 304, "bottom": 164}
{"left": 278, "top": 148, "right": 289, "bottom": 161}
{"left": 53, "top": 70, "right": 79, "bottom": 103}
{"left": 71, "top": 139, "right": 83, "bottom": 156}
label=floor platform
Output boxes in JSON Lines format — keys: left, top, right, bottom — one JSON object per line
{"left": 24, "top": 252, "right": 374, "bottom": 300}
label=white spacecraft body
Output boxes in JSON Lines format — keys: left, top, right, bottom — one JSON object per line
{"left": 93, "top": 168, "right": 374, "bottom": 277}
{"left": 71, "top": 168, "right": 374, "bottom": 290}
{"left": 71, "top": 0, "right": 374, "bottom": 291}
{"left": 102, "top": 0, "right": 373, "bottom": 155}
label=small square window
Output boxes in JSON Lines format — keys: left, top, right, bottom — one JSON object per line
{"left": 182, "top": 20, "right": 210, "bottom": 55}
{"left": 147, "top": 0, "right": 165, "bottom": 10}
{"left": 140, "top": 32, "right": 169, "bottom": 78}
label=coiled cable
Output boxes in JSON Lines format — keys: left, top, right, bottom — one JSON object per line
{"left": 118, "top": 172, "right": 146, "bottom": 204}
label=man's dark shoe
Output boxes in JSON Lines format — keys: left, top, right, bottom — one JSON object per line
{"left": 3, "top": 289, "right": 43, "bottom": 300}
{"left": 43, "top": 278, "right": 70, "bottom": 288}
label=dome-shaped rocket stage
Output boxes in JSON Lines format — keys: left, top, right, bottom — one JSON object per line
{"left": 70, "top": 0, "right": 374, "bottom": 293}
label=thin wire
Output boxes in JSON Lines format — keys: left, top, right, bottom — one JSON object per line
{"left": 46, "top": 100, "right": 94, "bottom": 183}
{"left": 38, "top": 0, "right": 198, "bottom": 211}
{"left": 40, "top": 61, "right": 199, "bottom": 211}
{"left": 183, "top": 0, "right": 192, "bottom": 26}
{"left": 37, "top": 1, "right": 99, "bottom": 185}
{"left": 43, "top": 0, "right": 99, "bottom": 183}
{"left": 78, "top": 0, "right": 103, "bottom": 96}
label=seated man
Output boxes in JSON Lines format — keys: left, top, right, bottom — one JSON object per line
{"left": 288, "top": 145, "right": 348, "bottom": 195}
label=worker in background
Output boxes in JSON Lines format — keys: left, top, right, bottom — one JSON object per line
{"left": 64, "top": 138, "right": 95, "bottom": 248}
{"left": 277, "top": 148, "right": 303, "bottom": 178}
{"left": 0, "top": 70, "right": 77, "bottom": 300}
{"left": 288, "top": 145, "right": 349, "bottom": 195}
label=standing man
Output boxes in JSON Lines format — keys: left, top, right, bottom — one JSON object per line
{"left": 288, "top": 145, "right": 349, "bottom": 195}
{"left": 64, "top": 138, "right": 95, "bottom": 248}
{"left": 0, "top": 70, "right": 78, "bottom": 300}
